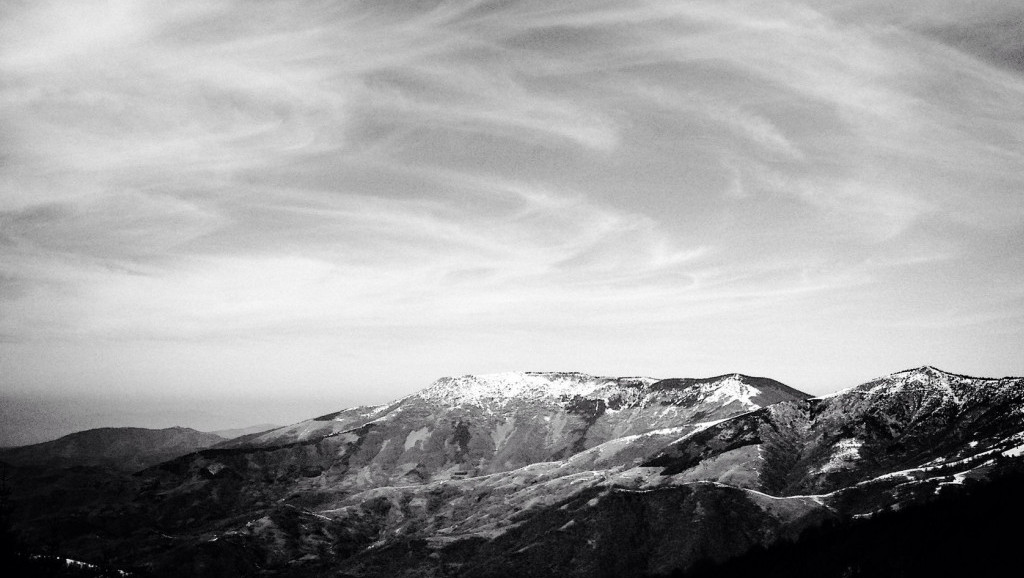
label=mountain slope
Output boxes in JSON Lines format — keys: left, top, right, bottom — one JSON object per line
{"left": 285, "top": 367, "right": 1024, "bottom": 577}
{"left": 4, "top": 367, "right": 1023, "bottom": 578}
{"left": 209, "top": 423, "right": 281, "bottom": 440}
{"left": 154, "top": 372, "right": 808, "bottom": 505}
{"left": 674, "top": 463, "right": 1024, "bottom": 578}
{"left": 122, "top": 371, "right": 812, "bottom": 576}
{"left": 0, "top": 426, "right": 226, "bottom": 472}
{"left": 644, "top": 366, "right": 1024, "bottom": 503}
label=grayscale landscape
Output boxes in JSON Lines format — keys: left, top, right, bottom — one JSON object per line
{"left": 1, "top": 1, "right": 1023, "bottom": 577}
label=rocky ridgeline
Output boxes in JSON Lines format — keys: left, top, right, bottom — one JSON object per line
{"left": 6, "top": 367, "right": 1023, "bottom": 577}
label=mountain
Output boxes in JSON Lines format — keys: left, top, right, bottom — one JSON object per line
{"left": 2, "top": 367, "right": 1022, "bottom": 578}
{"left": 0, "top": 426, "right": 226, "bottom": 473}
{"left": 675, "top": 463, "right": 1024, "bottom": 578}
{"left": 645, "top": 366, "right": 1024, "bottom": 501}
{"left": 209, "top": 423, "right": 281, "bottom": 440}
{"left": 211, "top": 372, "right": 808, "bottom": 485}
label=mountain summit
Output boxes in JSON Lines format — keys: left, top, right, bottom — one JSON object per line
{"left": 5, "top": 368, "right": 1022, "bottom": 578}
{"left": 226, "top": 371, "right": 809, "bottom": 458}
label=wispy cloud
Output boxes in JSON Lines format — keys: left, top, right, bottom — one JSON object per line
{"left": 2, "top": 0, "right": 1023, "bottom": 403}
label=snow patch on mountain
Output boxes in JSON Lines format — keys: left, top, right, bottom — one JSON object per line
{"left": 403, "top": 427, "right": 430, "bottom": 451}
{"left": 363, "top": 404, "right": 393, "bottom": 418}
{"left": 1002, "top": 444, "right": 1024, "bottom": 457}
{"left": 666, "top": 418, "right": 731, "bottom": 444}
{"left": 417, "top": 372, "right": 638, "bottom": 407}
{"left": 814, "top": 438, "right": 862, "bottom": 474}
{"left": 29, "top": 556, "right": 129, "bottom": 577}
{"left": 814, "top": 386, "right": 856, "bottom": 400}
{"left": 703, "top": 374, "right": 761, "bottom": 409}
{"left": 490, "top": 419, "right": 516, "bottom": 449}
{"left": 584, "top": 426, "right": 692, "bottom": 462}
{"left": 414, "top": 371, "right": 780, "bottom": 412}
{"left": 819, "top": 366, "right": 970, "bottom": 401}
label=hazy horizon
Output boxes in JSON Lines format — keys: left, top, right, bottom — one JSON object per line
{"left": 3, "top": 1, "right": 1023, "bottom": 446}
{"left": 2, "top": 364, "right": 1016, "bottom": 446}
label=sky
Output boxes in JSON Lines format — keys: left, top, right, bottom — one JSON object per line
{"left": 2, "top": 0, "right": 1023, "bottom": 444}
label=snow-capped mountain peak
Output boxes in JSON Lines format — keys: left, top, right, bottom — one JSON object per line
{"left": 17, "top": 367, "right": 1023, "bottom": 578}
{"left": 814, "top": 366, "right": 1024, "bottom": 422}
{"left": 859, "top": 366, "right": 983, "bottom": 398}
{"left": 416, "top": 371, "right": 641, "bottom": 407}
{"left": 697, "top": 374, "right": 761, "bottom": 408}
{"left": 893, "top": 365, "right": 953, "bottom": 379}
{"left": 815, "top": 366, "right": 967, "bottom": 401}
{"left": 413, "top": 371, "right": 804, "bottom": 412}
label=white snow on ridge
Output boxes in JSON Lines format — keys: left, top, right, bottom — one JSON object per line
{"left": 814, "top": 438, "right": 862, "bottom": 474}
{"left": 417, "top": 372, "right": 643, "bottom": 407}
{"left": 817, "top": 367, "right": 962, "bottom": 400}
{"left": 29, "top": 556, "right": 130, "bottom": 577}
{"left": 819, "top": 366, "right": 989, "bottom": 405}
{"left": 665, "top": 418, "right": 731, "bottom": 445}
{"left": 575, "top": 425, "right": 693, "bottom": 463}
{"left": 702, "top": 374, "right": 761, "bottom": 409}
{"left": 416, "top": 371, "right": 769, "bottom": 409}
{"left": 1003, "top": 443, "right": 1024, "bottom": 458}
{"left": 814, "top": 385, "right": 858, "bottom": 400}
{"left": 363, "top": 404, "right": 392, "bottom": 417}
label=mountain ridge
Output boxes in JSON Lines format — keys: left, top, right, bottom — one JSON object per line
{"left": 0, "top": 426, "right": 226, "bottom": 473}
{"left": 220, "top": 371, "right": 809, "bottom": 453}
{"left": 4, "top": 367, "right": 1022, "bottom": 577}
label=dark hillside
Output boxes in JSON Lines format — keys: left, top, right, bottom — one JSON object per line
{"left": 668, "top": 461, "right": 1024, "bottom": 578}
{"left": 0, "top": 427, "right": 225, "bottom": 473}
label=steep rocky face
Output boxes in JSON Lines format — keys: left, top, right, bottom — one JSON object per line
{"left": 247, "top": 367, "right": 1023, "bottom": 577}
{"left": 212, "top": 372, "right": 808, "bottom": 488}
{"left": 7, "top": 368, "right": 1023, "bottom": 578}
{"left": 137, "top": 372, "right": 806, "bottom": 532}
{"left": 644, "top": 366, "right": 1024, "bottom": 501}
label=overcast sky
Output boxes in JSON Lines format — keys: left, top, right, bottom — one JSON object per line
{"left": 2, "top": 0, "right": 1023, "bottom": 443}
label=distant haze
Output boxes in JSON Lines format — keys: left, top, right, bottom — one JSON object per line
{"left": 2, "top": 1, "right": 1023, "bottom": 445}
{"left": 0, "top": 391, "right": 327, "bottom": 446}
